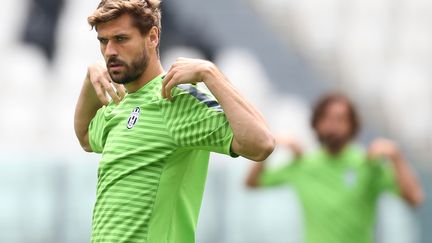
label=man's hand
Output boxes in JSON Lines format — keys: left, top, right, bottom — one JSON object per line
{"left": 162, "top": 57, "right": 214, "bottom": 100}
{"left": 162, "top": 57, "right": 274, "bottom": 161}
{"left": 74, "top": 61, "right": 126, "bottom": 152}
{"left": 368, "top": 138, "right": 424, "bottom": 207}
{"left": 87, "top": 61, "right": 126, "bottom": 105}
{"left": 368, "top": 138, "right": 400, "bottom": 161}
{"left": 276, "top": 135, "right": 303, "bottom": 158}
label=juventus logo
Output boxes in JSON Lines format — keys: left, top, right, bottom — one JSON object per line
{"left": 344, "top": 168, "right": 357, "bottom": 188}
{"left": 127, "top": 107, "right": 141, "bottom": 129}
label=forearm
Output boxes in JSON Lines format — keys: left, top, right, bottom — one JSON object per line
{"left": 391, "top": 154, "right": 424, "bottom": 207}
{"left": 246, "top": 161, "right": 266, "bottom": 188}
{"left": 202, "top": 65, "right": 275, "bottom": 161}
{"left": 74, "top": 75, "right": 104, "bottom": 152}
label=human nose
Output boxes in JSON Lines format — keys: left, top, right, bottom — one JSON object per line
{"left": 104, "top": 41, "right": 118, "bottom": 57}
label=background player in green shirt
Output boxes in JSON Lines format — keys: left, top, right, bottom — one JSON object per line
{"left": 73, "top": 0, "right": 274, "bottom": 242}
{"left": 246, "top": 93, "right": 424, "bottom": 243}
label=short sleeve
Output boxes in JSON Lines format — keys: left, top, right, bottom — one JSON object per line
{"left": 161, "top": 84, "right": 237, "bottom": 157}
{"left": 371, "top": 161, "right": 399, "bottom": 197}
{"left": 375, "top": 160, "right": 399, "bottom": 195}
{"left": 88, "top": 106, "right": 108, "bottom": 154}
{"left": 259, "top": 161, "right": 299, "bottom": 187}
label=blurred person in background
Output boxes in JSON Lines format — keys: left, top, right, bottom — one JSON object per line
{"left": 74, "top": 0, "right": 274, "bottom": 242}
{"left": 159, "top": 0, "right": 217, "bottom": 61}
{"left": 246, "top": 93, "right": 424, "bottom": 243}
{"left": 22, "top": 0, "right": 65, "bottom": 62}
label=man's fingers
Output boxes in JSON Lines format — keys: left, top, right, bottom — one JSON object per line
{"left": 176, "top": 57, "right": 189, "bottom": 63}
{"left": 88, "top": 61, "right": 124, "bottom": 105}
{"left": 367, "top": 145, "right": 375, "bottom": 157}
{"left": 105, "top": 72, "right": 126, "bottom": 101}
{"left": 101, "top": 80, "right": 121, "bottom": 104}
{"left": 108, "top": 85, "right": 121, "bottom": 104}
{"left": 162, "top": 71, "right": 175, "bottom": 99}
{"left": 367, "top": 146, "right": 382, "bottom": 160}
{"left": 164, "top": 79, "right": 177, "bottom": 100}
{"left": 93, "top": 82, "right": 109, "bottom": 105}
{"left": 113, "top": 83, "right": 127, "bottom": 99}
{"left": 104, "top": 71, "right": 114, "bottom": 84}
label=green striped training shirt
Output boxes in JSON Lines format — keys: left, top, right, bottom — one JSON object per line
{"left": 259, "top": 145, "right": 398, "bottom": 243}
{"left": 88, "top": 74, "right": 236, "bottom": 243}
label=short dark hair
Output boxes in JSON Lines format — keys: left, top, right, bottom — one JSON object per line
{"left": 311, "top": 93, "right": 360, "bottom": 139}
{"left": 88, "top": 0, "right": 162, "bottom": 53}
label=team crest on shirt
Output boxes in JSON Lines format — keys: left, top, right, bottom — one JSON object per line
{"left": 344, "top": 168, "right": 357, "bottom": 188}
{"left": 127, "top": 107, "right": 141, "bottom": 129}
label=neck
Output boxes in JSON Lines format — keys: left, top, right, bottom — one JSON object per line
{"left": 324, "top": 143, "right": 348, "bottom": 156}
{"left": 124, "top": 58, "right": 164, "bottom": 93}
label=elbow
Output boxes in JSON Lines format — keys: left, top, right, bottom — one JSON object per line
{"left": 76, "top": 132, "right": 93, "bottom": 153}
{"left": 245, "top": 165, "right": 262, "bottom": 189}
{"left": 401, "top": 185, "right": 425, "bottom": 208}
{"left": 78, "top": 139, "right": 93, "bottom": 152}
{"left": 407, "top": 191, "right": 425, "bottom": 208}
{"left": 255, "top": 134, "right": 276, "bottom": 161}
{"left": 81, "top": 144, "right": 93, "bottom": 153}
{"left": 246, "top": 178, "right": 260, "bottom": 188}
{"left": 233, "top": 131, "right": 275, "bottom": 161}
{"left": 252, "top": 133, "right": 275, "bottom": 162}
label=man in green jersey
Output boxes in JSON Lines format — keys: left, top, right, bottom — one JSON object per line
{"left": 246, "top": 94, "right": 424, "bottom": 243}
{"left": 74, "top": 1, "right": 275, "bottom": 242}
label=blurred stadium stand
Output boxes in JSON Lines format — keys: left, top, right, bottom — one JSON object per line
{"left": 0, "top": 0, "right": 430, "bottom": 242}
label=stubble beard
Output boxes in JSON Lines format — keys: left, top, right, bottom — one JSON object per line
{"left": 318, "top": 133, "right": 351, "bottom": 155}
{"left": 107, "top": 50, "right": 149, "bottom": 85}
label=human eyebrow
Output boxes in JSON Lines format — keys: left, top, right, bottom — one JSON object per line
{"left": 114, "top": 33, "right": 130, "bottom": 38}
{"left": 97, "top": 36, "right": 108, "bottom": 44}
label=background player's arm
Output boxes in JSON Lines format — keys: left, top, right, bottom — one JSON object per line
{"left": 246, "top": 135, "right": 302, "bottom": 187}
{"left": 246, "top": 162, "right": 266, "bottom": 188}
{"left": 162, "top": 58, "right": 275, "bottom": 161}
{"left": 368, "top": 138, "right": 424, "bottom": 207}
{"left": 74, "top": 62, "right": 126, "bottom": 152}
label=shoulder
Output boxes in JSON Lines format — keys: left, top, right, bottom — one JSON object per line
{"left": 95, "top": 102, "right": 116, "bottom": 119}
{"left": 302, "top": 149, "right": 325, "bottom": 164}
{"left": 164, "top": 84, "right": 223, "bottom": 112}
{"left": 347, "top": 144, "right": 367, "bottom": 159}
{"left": 345, "top": 144, "right": 385, "bottom": 170}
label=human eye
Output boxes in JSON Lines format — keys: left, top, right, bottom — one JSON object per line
{"left": 98, "top": 37, "right": 108, "bottom": 45}
{"left": 115, "top": 35, "right": 128, "bottom": 43}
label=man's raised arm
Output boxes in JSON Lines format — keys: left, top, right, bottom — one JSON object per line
{"left": 162, "top": 58, "right": 275, "bottom": 161}
{"left": 74, "top": 62, "right": 126, "bottom": 152}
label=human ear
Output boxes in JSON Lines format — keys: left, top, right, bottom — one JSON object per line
{"left": 148, "top": 26, "right": 159, "bottom": 48}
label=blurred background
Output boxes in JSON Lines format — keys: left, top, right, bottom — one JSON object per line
{"left": 0, "top": 0, "right": 431, "bottom": 242}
